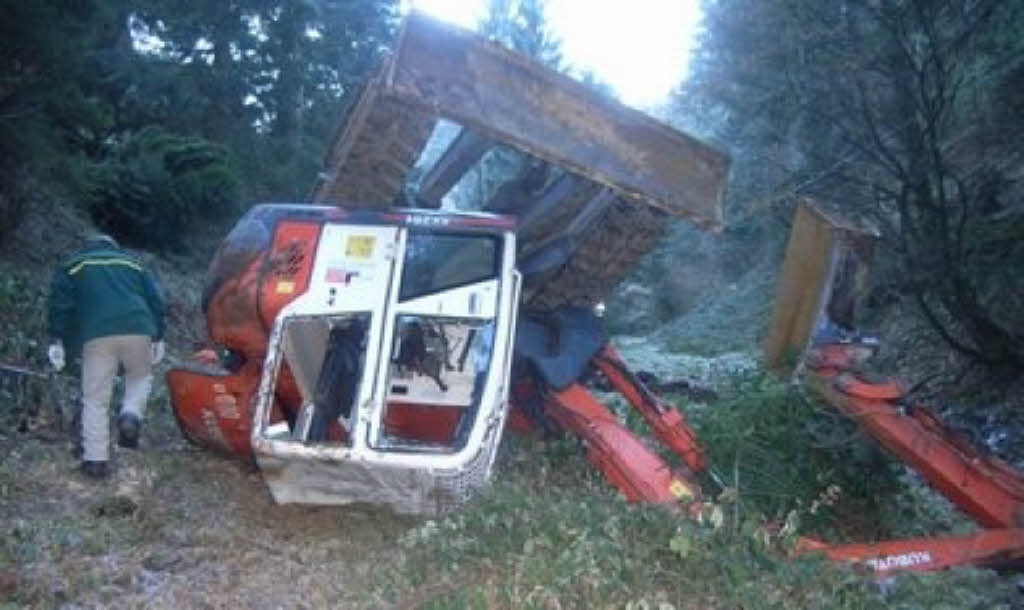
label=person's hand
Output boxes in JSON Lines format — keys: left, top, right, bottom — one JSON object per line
{"left": 151, "top": 340, "right": 166, "bottom": 365}
{"left": 48, "top": 342, "right": 66, "bottom": 372}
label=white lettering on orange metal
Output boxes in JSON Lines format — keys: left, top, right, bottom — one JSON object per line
{"left": 865, "top": 551, "right": 933, "bottom": 571}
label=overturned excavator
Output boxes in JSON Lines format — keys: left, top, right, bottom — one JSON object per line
{"left": 168, "top": 12, "right": 728, "bottom": 514}
{"left": 167, "top": 12, "right": 1024, "bottom": 573}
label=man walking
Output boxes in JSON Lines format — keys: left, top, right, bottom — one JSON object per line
{"left": 47, "top": 234, "right": 166, "bottom": 478}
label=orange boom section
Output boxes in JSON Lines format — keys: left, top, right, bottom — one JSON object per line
{"left": 799, "top": 529, "right": 1024, "bottom": 573}
{"left": 806, "top": 343, "right": 1024, "bottom": 530}
{"left": 793, "top": 342, "right": 1024, "bottom": 572}
{"left": 590, "top": 345, "right": 708, "bottom": 474}
{"left": 544, "top": 383, "right": 699, "bottom": 506}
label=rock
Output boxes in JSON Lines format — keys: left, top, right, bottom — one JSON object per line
{"left": 94, "top": 494, "right": 138, "bottom": 518}
{"left": 93, "top": 464, "right": 154, "bottom": 517}
{"left": 0, "top": 570, "right": 18, "bottom": 600}
{"left": 143, "top": 551, "right": 183, "bottom": 572}
{"left": 135, "top": 569, "right": 163, "bottom": 597}
{"left": 112, "top": 571, "right": 133, "bottom": 588}
{"left": 60, "top": 530, "right": 84, "bottom": 550}
{"left": 163, "top": 529, "right": 191, "bottom": 548}
{"left": 607, "top": 283, "right": 659, "bottom": 333}
{"left": 51, "top": 588, "right": 68, "bottom": 605}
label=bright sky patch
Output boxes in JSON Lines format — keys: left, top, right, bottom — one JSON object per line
{"left": 402, "top": 0, "right": 701, "bottom": 109}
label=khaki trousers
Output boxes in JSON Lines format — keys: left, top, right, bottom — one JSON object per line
{"left": 81, "top": 334, "right": 153, "bottom": 461}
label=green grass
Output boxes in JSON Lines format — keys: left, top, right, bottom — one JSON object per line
{"left": 366, "top": 375, "right": 1020, "bottom": 609}
{"left": 0, "top": 264, "right": 49, "bottom": 367}
{"left": 677, "top": 374, "right": 907, "bottom": 542}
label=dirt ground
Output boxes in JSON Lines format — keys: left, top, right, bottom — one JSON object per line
{"left": 0, "top": 395, "right": 417, "bottom": 609}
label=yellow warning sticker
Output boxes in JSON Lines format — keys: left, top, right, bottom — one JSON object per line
{"left": 346, "top": 235, "right": 376, "bottom": 259}
{"left": 668, "top": 480, "right": 693, "bottom": 500}
{"left": 276, "top": 280, "right": 295, "bottom": 294}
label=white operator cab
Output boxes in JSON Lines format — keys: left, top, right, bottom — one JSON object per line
{"left": 250, "top": 209, "right": 521, "bottom": 514}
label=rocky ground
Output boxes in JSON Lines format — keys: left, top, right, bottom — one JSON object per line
{"left": 614, "top": 337, "right": 759, "bottom": 390}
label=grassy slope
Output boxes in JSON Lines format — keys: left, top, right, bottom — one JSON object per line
{"left": 370, "top": 435, "right": 1013, "bottom": 609}
{"left": 0, "top": 202, "right": 1020, "bottom": 608}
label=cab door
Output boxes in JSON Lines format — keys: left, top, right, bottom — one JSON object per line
{"left": 368, "top": 228, "right": 506, "bottom": 450}
{"left": 260, "top": 223, "right": 400, "bottom": 445}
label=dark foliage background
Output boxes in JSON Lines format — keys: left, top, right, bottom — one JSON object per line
{"left": 609, "top": 0, "right": 1024, "bottom": 379}
{"left": 1, "top": 0, "right": 397, "bottom": 252}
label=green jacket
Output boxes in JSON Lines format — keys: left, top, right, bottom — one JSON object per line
{"left": 48, "top": 245, "right": 166, "bottom": 356}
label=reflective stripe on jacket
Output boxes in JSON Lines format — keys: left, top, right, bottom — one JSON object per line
{"left": 48, "top": 246, "right": 166, "bottom": 356}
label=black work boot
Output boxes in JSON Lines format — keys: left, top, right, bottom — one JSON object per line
{"left": 117, "top": 412, "right": 141, "bottom": 449}
{"left": 81, "top": 460, "right": 109, "bottom": 479}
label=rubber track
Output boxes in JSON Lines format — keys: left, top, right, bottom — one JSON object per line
{"left": 527, "top": 197, "right": 669, "bottom": 308}
{"left": 317, "top": 96, "right": 436, "bottom": 206}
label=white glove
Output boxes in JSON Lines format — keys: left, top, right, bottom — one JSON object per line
{"left": 48, "top": 343, "right": 66, "bottom": 372}
{"left": 151, "top": 340, "right": 166, "bottom": 364}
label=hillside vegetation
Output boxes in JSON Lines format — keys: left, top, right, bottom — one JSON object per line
{"left": 1, "top": 200, "right": 1020, "bottom": 608}
{"left": 2, "top": 0, "right": 1023, "bottom": 608}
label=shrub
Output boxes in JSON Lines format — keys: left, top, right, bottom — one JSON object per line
{"left": 0, "top": 166, "right": 35, "bottom": 246}
{"left": 80, "top": 128, "right": 240, "bottom": 253}
{"left": 0, "top": 265, "right": 48, "bottom": 367}
{"left": 678, "top": 374, "right": 906, "bottom": 542}
{"left": 0, "top": 264, "right": 53, "bottom": 430}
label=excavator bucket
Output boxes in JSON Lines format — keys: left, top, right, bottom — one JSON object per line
{"left": 763, "top": 199, "right": 879, "bottom": 371}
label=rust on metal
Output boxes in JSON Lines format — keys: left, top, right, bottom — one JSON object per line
{"left": 312, "top": 85, "right": 435, "bottom": 206}
{"left": 528, "top": 198, "right": 669, "bottom": 307}
{"left": 764, "top": 199, "right": 880, "bottom": 370}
